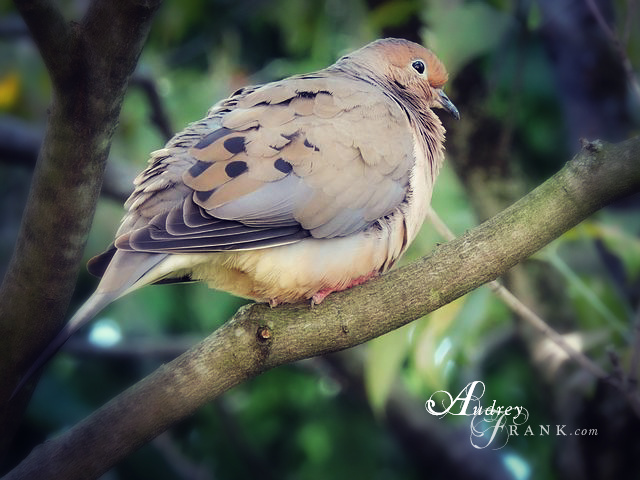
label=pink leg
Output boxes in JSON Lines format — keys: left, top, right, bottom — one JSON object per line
{"left": 310, "top": 270, "right": 379, "bottom": 306}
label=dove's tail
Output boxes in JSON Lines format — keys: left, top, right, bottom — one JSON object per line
{"left": 12, "top": 251, "right": 168, "bottom": 399}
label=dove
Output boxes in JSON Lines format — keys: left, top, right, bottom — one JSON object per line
{"left": 15, "top": 38, "right": 458, "bottom": 394}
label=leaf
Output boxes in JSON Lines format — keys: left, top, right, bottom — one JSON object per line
{"left": 536, "top": 219, "right": 634, "bottom": 335}
{"left": 422, "top": 2, "right": 512, "bottom": 77}
{"left": 0, "top": 71, "right": 20, "bottom": 110}
{"left": 544, "top": 248, "right": 627, "bottom": 334}
{"left": 594, "top": 217, "right": 640, "bottom": 282}
{"left": 364, "top": 322, "right": 413, "bottom": 416}
{"left": 411, "top": 297, "right": 466, "bottom": 392}
{"left": 370, "top": 0, "right": 421, "bottom": 31}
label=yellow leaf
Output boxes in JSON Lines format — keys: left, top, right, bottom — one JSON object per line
{"left": 364, "top": 323, "right": 413, "bottom": 416}
{"left": 0, "top": 71, "right": 20, "bottom": 109}
{"left": 412, "top": 297, "right": 465, "bottom": 389}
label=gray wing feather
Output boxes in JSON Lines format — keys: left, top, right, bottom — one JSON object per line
{"left": 111, "top": 74, "right": 413, "bottom": 256}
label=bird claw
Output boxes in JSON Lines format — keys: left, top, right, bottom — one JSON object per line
{"left": 310, "top": 289, "right": 332, "bottom": 307}
{"left": 309, "top": 271, "right": 380, "bottom": 307}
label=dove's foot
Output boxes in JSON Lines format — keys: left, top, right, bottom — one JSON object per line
{"left": 310, "top": 271, "right": 379, "bottom": 306}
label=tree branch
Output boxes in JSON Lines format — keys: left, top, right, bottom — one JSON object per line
{"left": 583, "top": 0, "right": 640, "bottom": 103}
{"left": 0, "top": 116, "right": 136, "bottom": 202}
{"left": 11, "top": 0, "right": 74, "bottom": 89}
{"left": 0, "top": 0, "right": 162, "bottom": 458}
{"left": 6, "top": 137, "right": 640, "bottom": 479}
{"left": 129, "top": 75, "right": 174, "bottom": 141}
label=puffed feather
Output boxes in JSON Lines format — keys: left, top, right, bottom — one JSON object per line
{"left": 14, "top": 38, "right": 458, "bottom": 397}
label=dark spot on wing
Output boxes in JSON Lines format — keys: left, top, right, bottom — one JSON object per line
{"left": 304, "top": 138, "right": 320, "bottom": 152}
{"left": 188, "top": 160, "right": 213, "bottom": 177}
{"left": 281, "top": 131, "right": 300, "bottom": 141}
{"left": 223, "top": 136, "right": 246, "bottom": 154}
{"left": 195, "top": 189, "right": 216, "bottom": 202}
{"left": 194, "top": 127, "right": 234, "bottom": 149}
{"left": 274, "top": 158, "right": 293, "bottom": 174}
{"left": 225, "top": 161, "right": 248, "bottom": 178}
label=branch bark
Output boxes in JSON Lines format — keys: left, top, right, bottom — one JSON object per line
{"left": 0, "top": 0, "right": 161, "bottom": 458}
{"left": 6, "top": 137, "right": 640, "bottom": 479}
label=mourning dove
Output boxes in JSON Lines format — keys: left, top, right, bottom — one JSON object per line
{"left": 17, "top": 38, "right": 458, "bottom": 392}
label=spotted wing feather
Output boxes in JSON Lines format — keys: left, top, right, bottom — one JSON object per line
{"left": 99, "top": 72, "right": 416, "bottom": 264}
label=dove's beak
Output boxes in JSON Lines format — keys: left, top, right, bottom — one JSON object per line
{"left": 437, "top": 89, "right": 460, "bottom": 120}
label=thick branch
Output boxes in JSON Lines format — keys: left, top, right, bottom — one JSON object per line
{"left": 7, "top": 137, "right": 640, "bottom": 479}
{"left": 11, "top": 0, "right": 74, "bottom": 89}
{"left": 0, "top": 116, "right": 136, "bottom": 202}
{"left": 0, "top": 0, "right": 162, "bottom": 458}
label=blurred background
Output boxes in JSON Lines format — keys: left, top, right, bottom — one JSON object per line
{"left": 1, "top": 0, "right": 640, "bottom": 478}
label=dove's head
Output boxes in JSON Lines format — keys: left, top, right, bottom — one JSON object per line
{"left": 338, "top": 38, "right": 459, "bottom": 120}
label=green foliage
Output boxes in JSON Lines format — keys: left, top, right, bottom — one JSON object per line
{"left": 365, "top": 323, "right": 414, "bottom": 415}
{"left": 4, "top": 0, "right": 640, "bottom": 478}
{"left": 423, "top": 1, "right": 512, "bottom": 76}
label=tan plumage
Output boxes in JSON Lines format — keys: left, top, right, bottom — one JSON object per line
{"left": 17, "top": 38, "right": 458, "bottom": 392}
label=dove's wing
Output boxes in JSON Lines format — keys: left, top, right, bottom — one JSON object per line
{"left": 104, "top": 73, "right": 415, "bottom": 261}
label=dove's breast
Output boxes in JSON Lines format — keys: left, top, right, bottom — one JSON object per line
{"left": 162, "top": 209, "right": 401, "bottom": 304}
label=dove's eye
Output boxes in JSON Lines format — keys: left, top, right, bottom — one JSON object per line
{"left": 411, "top": 60, "right": 426, "bottom": 75}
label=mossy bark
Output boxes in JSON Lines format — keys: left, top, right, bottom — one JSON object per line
{"left": 0, "top": 0, "right": 162, "bottom": 459}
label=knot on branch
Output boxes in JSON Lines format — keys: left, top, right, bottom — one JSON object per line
{"left": 256, "top": 326, "right": 272, "bottom": 342}
{"left": 580, "top": 138, "right": 604, "bottom": 153}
